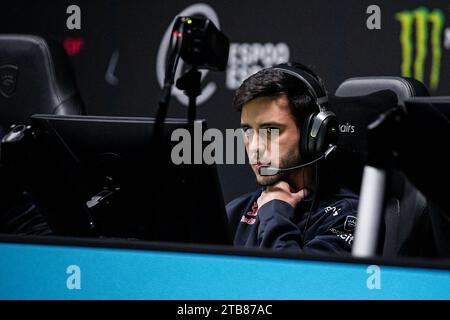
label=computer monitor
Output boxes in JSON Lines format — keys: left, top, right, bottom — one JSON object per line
{"left": 29, "top": 114, "right": 232, "bottom": 245}
{"left": 405, "top": 97, "right": 450, "bottom": 116}
{"left": 402, "top": 97, "right": 450, "bottom": 214}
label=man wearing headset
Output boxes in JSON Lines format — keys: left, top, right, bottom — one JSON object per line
{"left": 226, "top": 62, "right": 359, "bottom": 254}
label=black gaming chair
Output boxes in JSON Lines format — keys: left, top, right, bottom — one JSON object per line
{"left": 332, "top": 76, "right": 429, "bottom": 194}
{"left": 335, "top": 76, "right": 429, "bottom": 104}
{"left": 331, "top": 76, "right": 446, "bottom": 257}
{"left": 0, "top": 34, "right": 85, "bottom": 137}
{"left": 0, "top": 34, "right": 85, "bottom": 235}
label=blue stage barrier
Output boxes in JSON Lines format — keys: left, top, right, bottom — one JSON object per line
{"left": 1, "top": 239, "right": 450, "bottom": 300}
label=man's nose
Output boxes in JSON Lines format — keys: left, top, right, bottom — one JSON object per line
{"left": 248, "top": 130, "right": 267, "bottom": 157}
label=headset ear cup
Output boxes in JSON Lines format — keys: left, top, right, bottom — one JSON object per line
{"left": 314, "top": 117, "right": 329, "bottom": 155}
{"left": 314, "top": 113, "right": 338, "bottom": 155}
{"left": 300, "top": 113, "right": 316, "bottom": 160}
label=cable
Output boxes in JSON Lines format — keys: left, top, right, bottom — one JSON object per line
{"left": 302, "top": 160, "right": 319, "bottom": 245}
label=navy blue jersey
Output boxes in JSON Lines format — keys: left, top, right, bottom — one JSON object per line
{"left": 226, "top": 186, "right": 359, "bottom": 255}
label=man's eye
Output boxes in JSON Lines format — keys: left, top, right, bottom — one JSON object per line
{"left": 266, "top": 127, "right": 279, "bottom": 134}
{"left": 243, "top": 128, "right": 254, "bottom": 136}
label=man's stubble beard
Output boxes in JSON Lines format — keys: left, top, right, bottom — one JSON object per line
{"left": 256, "top": 170, "right": 290, "bottom": 186}
{"left": 255, "top": 148, "right": 301, "bottom": 187}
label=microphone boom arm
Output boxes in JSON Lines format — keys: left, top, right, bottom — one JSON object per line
{"left": 259, "top": 145, "right": 337, "bottom": 176}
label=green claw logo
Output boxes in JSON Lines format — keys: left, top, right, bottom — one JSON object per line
{"left": 396, "top": 7, "right": 445, "bottom": 91}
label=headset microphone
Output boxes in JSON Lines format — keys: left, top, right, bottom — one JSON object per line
{"left": 258, "top": 145, "right": 337, "bottom": 176}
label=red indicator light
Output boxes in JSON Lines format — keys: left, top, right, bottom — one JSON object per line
{"left": 63, "top": 37, "right": 85, "bottom": 56}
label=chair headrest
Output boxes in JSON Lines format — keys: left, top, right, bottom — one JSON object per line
{"left": 327, "top": 90, "right": 399, "bottom": 192}
{"left": 329, "top": 90, "right": 399, "bottom": 161}
{"left": 335, "top": 76, "right": 429, "bottom": 105}
{"left": 0, "top": 34, "right": 85, "bottom": 136}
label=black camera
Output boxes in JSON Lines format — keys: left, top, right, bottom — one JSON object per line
{"left": 172, "top": 16, "right": 229, "bottom": 71}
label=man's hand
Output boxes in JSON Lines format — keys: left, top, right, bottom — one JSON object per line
{"left": 257, "top": 181, "right": 310, "bottom": 209}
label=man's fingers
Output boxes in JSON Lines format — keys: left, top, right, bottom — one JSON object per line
{"left": 259, "top": 185, "right": 310, "bottom": 209}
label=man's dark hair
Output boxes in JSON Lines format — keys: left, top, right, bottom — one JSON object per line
{"left": 232, "top": 62, "right": 326, "bottom": 128}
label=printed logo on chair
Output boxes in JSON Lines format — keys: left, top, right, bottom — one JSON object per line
{"left": 0, "top": 65, "right": 18, "bottom": 98}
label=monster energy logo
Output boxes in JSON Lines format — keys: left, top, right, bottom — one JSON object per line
{"left": 396, "top": 7, "right": 445, "bottom": 90}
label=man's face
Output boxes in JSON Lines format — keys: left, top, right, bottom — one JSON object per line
{"left": 241, "top": 95, "right": 302, "bottom": 186}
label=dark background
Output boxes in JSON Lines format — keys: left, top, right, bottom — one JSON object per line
{"left": 1, "top": 0, "right": 449, "bottom": 203}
